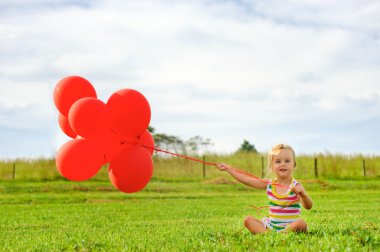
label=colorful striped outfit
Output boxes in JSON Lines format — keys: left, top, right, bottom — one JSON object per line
{"left": 262, "top": 178, "right": 301, "bottom": 232}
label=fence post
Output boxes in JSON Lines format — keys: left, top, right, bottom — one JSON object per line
{"left": 261, "top": 156, "right": 264, "bottom": 178}
{"left": 202, "top": 156, "right": 206, "bottom": 178}
{"left": 363, "top": 159, "right": 366, "bottom": 177}
{"left": 12, "top": 163, "right": 16, "bottom": 179}
{"left": 314, "top": 158, "right": 318, "bottom": 178}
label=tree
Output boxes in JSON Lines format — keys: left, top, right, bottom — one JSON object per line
{"left": 184, "top": 135, "right": 213, "bottom": 155}
{"left": 238, "top": 139, "right": 257, "bottom": 153}
{"left": 147, "top": 126, "right": 155, "bottom": 133}
{"left": 153, "top": 133, "right": 184, "bottom": 153}
{"left": 148, "top": 126, "right": 213, "bottom": 155}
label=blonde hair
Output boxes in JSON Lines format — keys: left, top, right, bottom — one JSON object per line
{"left": 267, "top": 143, "right": 296, "bottom": 175}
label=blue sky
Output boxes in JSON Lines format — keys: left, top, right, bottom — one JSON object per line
{"left": 0, "top": 0, "right": 379, "bottom": 159}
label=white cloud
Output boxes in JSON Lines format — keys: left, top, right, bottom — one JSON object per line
{"left": 0, "top": 0, "right": 379, "bottom": 158}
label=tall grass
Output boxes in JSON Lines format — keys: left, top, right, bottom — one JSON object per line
{"left": 0, "top": 158, "right": 60, "bottom": 181}
{"left": 0, "top": 152, "right": 379, "bottom": 181}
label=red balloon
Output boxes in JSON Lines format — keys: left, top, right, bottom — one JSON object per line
{"left": 55, "top": 138, "right": 103, "bottom": 181}
{"left": 68, "top": 97, "right": 110, "bottom": 139}
{"left": 94, "top": 130, "right": 122, "bottom": 164}
{"left": 58, "top": 113, "right": 77, "bottom": 138}
{"left": 108, "top": 145, "right": 153, "bottom": 193}
{"left": 140, "top": 130, "right": 155, "bottom": 155}
{"left": 121, "top": 136, "right": 140, "bottom": 145}
{"left": 53, "top": 76, "right": 97, "bottom": 116}
{"left": 106, "top": 89, "right": 151, "bottom": 138}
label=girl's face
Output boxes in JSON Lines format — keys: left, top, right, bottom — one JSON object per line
{"left": 271, "top": 149, "right": 295, "bottom": 179}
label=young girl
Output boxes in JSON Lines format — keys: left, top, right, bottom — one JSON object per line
{"left": 217, "top": 143, "right": 313, "bottom": 234}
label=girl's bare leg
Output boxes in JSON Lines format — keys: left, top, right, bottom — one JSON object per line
{"left": 244, "top": 216, "right": 267, "bottom": 234}
{"left": 288, "top": 219, "right": 308, "bottom": 232}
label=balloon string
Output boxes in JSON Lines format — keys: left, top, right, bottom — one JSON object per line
{"left": 142, "top": 143, "right": 300, "bottom": 219}
{"left": 125, "top": 139, "right": 300, "bottom": 221}
{"left": 227, "top": 167, "right": 292, "bottom": 190}
{"left": 142, "top": 144, "right": 219, "bottom": 166}
{"left": 111, "top": 128, "right": 287, "bottom": 188}
{"left": 111, "top": 127, "right": 300, "bottom": 226}
{"left": 141, "top": 143, "right": 291, "bottom": 189}
{"left": 249, "top": 198, "right": 300, "bottom": 217}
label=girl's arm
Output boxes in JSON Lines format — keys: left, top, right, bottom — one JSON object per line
{"left": 217, "top": 163, "right": 267, "bottom": 190}
{"left": 292, "top": 184, "right": 313, "bottom": 210}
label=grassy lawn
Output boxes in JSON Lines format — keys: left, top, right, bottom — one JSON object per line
{"left": 0, "top": 178, "right": 379, "bottom": 251}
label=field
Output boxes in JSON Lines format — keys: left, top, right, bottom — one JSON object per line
{"left": 0, "top": 153, "right": 379, "bottom": 251}
{"left": 1, "top": 176, "right": 380, "bottom": 251}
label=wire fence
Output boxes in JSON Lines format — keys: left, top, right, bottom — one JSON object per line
{"left": 0, "top": 153, "right": 379, "bottom": 181}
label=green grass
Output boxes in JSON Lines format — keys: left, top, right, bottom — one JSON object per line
{"left": 0, "top": 178, "right": 379, "bottom": 251}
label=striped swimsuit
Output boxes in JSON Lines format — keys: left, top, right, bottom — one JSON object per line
{"left": 262, "top": 178, "right": 301, "bottom": 232}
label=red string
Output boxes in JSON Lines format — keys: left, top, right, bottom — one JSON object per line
{"left": 228, "top": 167, "right": 292, "bottom": 190}
{"left": 144, "top": 144, "right": 218, "bottom": 166}
{"left": 143, "top": 143, "right": 291, "bottom": 190}
{"left": 140, "top": 142, "right": 299, "bottom": 217}
{"left": 249, "top": 198, "right": 300, "bottom": 217}
{"left": 114, "top": 130, "right": 300, "bottom": 221}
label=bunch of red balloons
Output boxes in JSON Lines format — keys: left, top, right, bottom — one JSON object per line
{"left": 53, "top": 76, "right": 155, "bottom": 193}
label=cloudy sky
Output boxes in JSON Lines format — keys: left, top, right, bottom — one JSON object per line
{"left": 0, "top": 0, "right": 379, "bottom": 159}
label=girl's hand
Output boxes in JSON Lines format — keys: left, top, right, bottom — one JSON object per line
{"left": 216, "top": 163, "right": 231, "bottom": 171}
{"left": 292, "top": 183, "right": 313, "bottom": 210}
{"left": 292, "top": 183, "right": 307, "bottom": 198}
